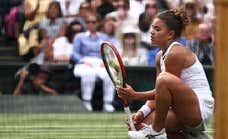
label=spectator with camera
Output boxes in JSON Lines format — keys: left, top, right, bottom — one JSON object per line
{"left": 13, "top": 63, "right": 58, "bottom": 96}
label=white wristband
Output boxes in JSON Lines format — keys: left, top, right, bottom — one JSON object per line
{"left": 138, "top": 105, "right": 152, "bottom": 117}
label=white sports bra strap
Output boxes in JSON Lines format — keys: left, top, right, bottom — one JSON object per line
{"left": 160, "top": 41, "right": 180, "bottom": 71}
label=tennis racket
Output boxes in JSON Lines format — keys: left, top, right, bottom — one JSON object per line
{"left": 101, "top": 41, "right": 136, "bottom": 131}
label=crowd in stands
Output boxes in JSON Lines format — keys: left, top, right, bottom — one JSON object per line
{"left": 0, "top": 0, "right": 215, "bottom": 66}
{"left": 0, "top": 0, "right": 215, "bottom": 112}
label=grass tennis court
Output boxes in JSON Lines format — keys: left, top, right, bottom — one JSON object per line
{"left": 0, "top": 113, "right": 214, "bottom": 139}
{"left": 0, "top": 113, "right": 129, "bottom": 139}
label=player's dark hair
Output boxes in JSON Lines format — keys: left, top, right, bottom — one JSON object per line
{"left": 156, "top": 9, "right": 188, "bottom": 39}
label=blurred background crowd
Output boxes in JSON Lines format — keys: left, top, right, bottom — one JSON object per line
{"left": 0, "top": 0, "right": 215, "bottom": 66}
{"left": 0, "top": 0, "right": 215, "bottom": 112}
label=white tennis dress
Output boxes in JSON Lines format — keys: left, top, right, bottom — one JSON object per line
{"left": 160, "top": 41, "right": 214, "bottom": 129}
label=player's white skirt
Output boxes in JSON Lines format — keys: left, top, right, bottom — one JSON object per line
{"left": 193, "top": 88, "right": 214, "bottom": 129}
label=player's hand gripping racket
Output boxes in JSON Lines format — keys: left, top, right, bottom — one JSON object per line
{"left": 101, "top": 41, "right": 136, "bottom": 131}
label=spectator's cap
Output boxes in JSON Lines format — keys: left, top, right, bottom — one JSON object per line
{"left": 183, "top": 0, "right": 196, "bottom": 4}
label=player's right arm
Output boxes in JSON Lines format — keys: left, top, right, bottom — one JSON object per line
{"left": 117, "top": 85, "right": 156, "bottom": 100}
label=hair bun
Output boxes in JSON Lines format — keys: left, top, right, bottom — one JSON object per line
{"left": 156, "top": 8, "right": 189, "bottom": 39}
{"left": 172, "top": 8, "right": 189, "bottom": 28}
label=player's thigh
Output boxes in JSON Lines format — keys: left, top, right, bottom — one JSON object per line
{"left": 156, "top": 72, "right": 201, "bottom": 126}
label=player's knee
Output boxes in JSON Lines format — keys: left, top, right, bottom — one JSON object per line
{"left": 156, "top": 72, "right": 171, "bottom": 88}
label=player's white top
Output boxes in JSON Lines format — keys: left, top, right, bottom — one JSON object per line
{"left": 160, "top": 41, "right": 214, "bottom": 127}
{"left": 160, "top": 41, "right": 212, "bottom": 96}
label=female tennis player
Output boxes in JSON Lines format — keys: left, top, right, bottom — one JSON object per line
{"left": 117, "top": 9, "right": 214, "bottom": 139}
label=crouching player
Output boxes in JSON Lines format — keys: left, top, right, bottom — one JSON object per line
{"left": 117, "top": 9, "right": 214, "bottom": 139}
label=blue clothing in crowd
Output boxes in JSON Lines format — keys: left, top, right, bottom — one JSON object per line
{"left": 71, "top": 31, "right": 108, "bottom": 63}
{"left": 148, "top": 47, "right": 160, "bottom": 66}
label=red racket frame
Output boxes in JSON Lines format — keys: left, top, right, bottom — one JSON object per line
{"left": 101, "top": 41, "right": 128, "bottom": 107}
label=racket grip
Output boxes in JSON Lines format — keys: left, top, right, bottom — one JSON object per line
{"left": 124, "top": 106, "right": 136, "bottom": 131}
{"left": 119, "top": 97, "right": 129, "bottom": 107}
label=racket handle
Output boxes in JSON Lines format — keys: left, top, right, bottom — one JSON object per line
{"left": 119, "top": 97, "right": 129, "bottom": 107}
{"left": 124, "top": 106, "right": 136, "bottom": 131}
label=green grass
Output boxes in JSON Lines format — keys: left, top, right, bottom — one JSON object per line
{"left": 0, "top": 113, "right": 129, "bottom": 139}
{"left": 0, "top": 113, "right": 214, "bottom": 139}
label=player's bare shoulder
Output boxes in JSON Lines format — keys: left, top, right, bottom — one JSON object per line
{"left": 169, "top": 43, "right": 195, "bottom": 68}
{"left": 166, "top": 43, "right": 186, "bottom": 61}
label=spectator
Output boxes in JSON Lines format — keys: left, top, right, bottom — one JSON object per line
{"left": 39, "top": 1, "right": 66, "bottom": 63}
{"left": 186, "top": 22, "right": 214, "bottom": 65}
{"left": 71, "top": 13, "right": 115, "bottom": 112}
{"left": 13, "top": 63, "right": 58, "bottom": 96}
{"left": 165, "top": 0, "right": 182, "bottom": 9}
{"left": 96, "top": 0, "right": 115, "bottom": 21}
{"left": 74, "top": 1, "right": 92, "bottom": 31}
{"left": 101, "top": 16, "right": 121, "bottom": 49}
{"left": 67, "top": 19, "right": 85, "bottom": 43}
{"left": 143, "top": 0, "right": 160, "bottom": 18}
{"left": 106, "top": 0, "right": 137, "bottom": 39}
{"left": 138, "top": 0, "right": 160, "bottom": 66}
{"left": 51, "top": 25, "right": 73, "bottom": 64}
{"left": 119, "top": 24, "right": 148, "bottom": 66}
{"left": 18, "top": 0, "right": 52, "bottom": 61}
{"left": 156, "top": 0, "right": 172, "bottom": 11}
{"left": 88, "top": 0, "right": 103, "bottom": 16}
{"left": 0, "top": 0, "right": 24, "bottom": 39}
{"left": 182, "top": 0, "right": 202, "bottom": 40}
{"left": 138, "top": 13, "right": 152, "bottom": 49}
{"left": 51, "top": 19, "right": 85, "bottom": 64}
{"left": 4, "top": 0, "right": 24, "bottom": 40}
{"left": 138, "top": 0, "right": 159, "bottom": 49}
{"left": 202, "top": 0, "right": 215, "bottom": 23}
{"left": 111, "top": 0, "right": 121, "bottom": 10}
{"left": 129, "top": 0, "right": 144, "bottom": 21}
{"left": 39, "top": 1, "right": 65, "bottom": 40}
{"left": 55, "top": 0, "right": 85, "bottom": 24}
